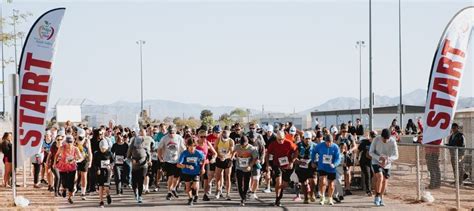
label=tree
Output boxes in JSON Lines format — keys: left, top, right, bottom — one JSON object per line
{"left": 173, "top": 117, "right": 181, "bottom": 125}
{"left": 200, "top": 109, "right": 213, "bottom": 121}
{"left": 1, "top": 10, "right": 33, "bottom": 68}
{"left": 201, "top": 116, "right": 216, "bottom": 128}
{"left": 218, "top": 113, "right": 233, "bottom": 127}
{"left": 230, "top": 108, "right": 248, "bottom": 118}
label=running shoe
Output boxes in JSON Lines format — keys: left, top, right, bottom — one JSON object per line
{"left": 304, "top": 198, "right": 309, "bottom": 204}
{"left": 374, "top": 196, "right": 381, "bottom": 206}
{"left": 274, "top": 200, "right": 282, "bottom": 207}
{"left": 203, "top": 194, "right": 210, "bottom": 201}
{"left": 310, "top": 194, "right": 316, "bottom": 202}
{"left": 215, "top": 191, "right": 221, "bottom": 200}
{"left": 68, "top": 197, "right": 74, "bottom": 204}
{"left": 166, "top": 193, "right": 173, "bottom": 200}
{"left": 251, "top": 193, "right": 258, "bottom": 200}
{"left": 106, "top": 195, "right": 112, "bottom": 204}
{"left": 193, "top": 195, "right": 198, "bottom": 203}
{"left": 62, "top": 190, "right": 66, "bottom": 198}
{"left": 293, "top": 196, "right": 302, "bottom": 202}
{"left": 319, "top": 197, "right": 325, "bottom": 205}
{"left": 138, "top": 196, "right": 143, "bottom": 204}
{"left": 41, "top": 179, "right": 48, "bottom": 185}
{"left": 226, "top": 194, "right": 231, "bottom": 201}
{"left": 328, "top": 198, "right": 334, "bottom": 205}
{"left": 81, "top": 194, "right": 86, "bottom": 200}
{"left": 379, "top": 200, "right": 385, "bottom": 206}
{"left": 187, "top": 198, "right": 193, "bottom": 206}
{"left": 172, "top": 190, "right": 179, "bottom": 198}
{"left": 262, "top": 188, "right": 271, "bottom": 193}
{"left": 344, "top": 190, "right": 353, "bottom": 196}
{"left": 99, "top": 201, "right": 104, "bottom": 208}
{"left": 240, "top": 200, "right": 245, "bottom": 206}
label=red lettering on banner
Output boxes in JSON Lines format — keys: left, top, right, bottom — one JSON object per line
{"left": 436, "top": 57, "right": 463, "bottom": 78}
{"left": 19, "top": 94, "right": 47, "bottom": 113}
{"left": 22, "top": 72, "right": 50, "bottom": 93}
{"left": 433, "top": 77, "right": 459, "bottom": 97}
{"left": 20, "top": 130, "right": 42, "bottom": 146}
{"left": 429, "top": 92, "right": 455, "bottom": 109}
{"left": 25, "top": 52, "right": 52, "bottom": 71}
{"left": 427, "top": 111, "right": 450, "bottom": 130}
{"left": 442, "top": 39, "right": 465, "bottom": 58}
{"left": 19, "top": 109, "right": 44, "bottom": 127}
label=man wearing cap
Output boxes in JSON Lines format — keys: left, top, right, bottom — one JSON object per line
{"left": 312, "top": 134, "right": 341, "bottom": 206}
{"left": 157, "top": 125, "right": 186, "bottom": 200}
{"left": 369, "top": 129, "right": 399, "bottom": 206}
{"left": 262, "top": 124, "right": 277, "bottom": 193}
{"left": 295, "top": 131, "right": 317, "bottom": 204}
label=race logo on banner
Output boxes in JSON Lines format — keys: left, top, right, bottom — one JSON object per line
{"left": 16, "top": 8, "right": 66, "bottom": 163}
{"left": 422, "top": 7, "right": 473, "bottom": 144}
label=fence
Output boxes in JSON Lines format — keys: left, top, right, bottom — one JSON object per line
{"left": 392, "top": 142, "right": 474, "bottom": 210}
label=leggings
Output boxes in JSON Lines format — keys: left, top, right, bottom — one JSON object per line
{"left": 360, "top": 164, "right": 373, "bottom": 192}
{"left": 32, "top": 163, "right": 41, "bottom": 184}
{"left": 51, "top": 167, "right": 61, "bottom": 193}
{"left": 236, "top": 170, "right": 251, "bottom": 201}
{"left": 60, "top": 171, "right": 76, "bottom": 193}
{"left": 132, "top": 167, "right": 148, "bottom": 197}
{"left": 114, "top": 165, "right": 127, "bottom": 194}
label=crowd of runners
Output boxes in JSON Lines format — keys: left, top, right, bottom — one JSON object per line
{"left": 1, "top": 119, "right": 401, "bottom": 208}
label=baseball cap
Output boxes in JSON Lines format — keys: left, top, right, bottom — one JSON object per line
{"left": 266, "top": 125, "right": 274, "bottom": 132}
{"left": 77, "top": 129, "right": 86, "bottom": 138}
{"left": 213, "top": 125, "right": 222, "bottom": 133}
{"left": 303, "top": 131, "right": 313, "bottom": 139}
{"left": 289, "top": 126, "right": 297, "bottom": 135}
{"left": 99, "top": 139, "right": 109, "bottom": 150}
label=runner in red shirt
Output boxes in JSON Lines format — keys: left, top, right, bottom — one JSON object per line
{"left": 266, "top": 131, "right": 297, "bottom": 207}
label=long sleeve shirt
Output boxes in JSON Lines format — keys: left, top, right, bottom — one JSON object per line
{"left": 369, "top": 137, "right": 399, "bottom": 169}
{"left": 311, "top": 142, "right": 341, "bottom": 173}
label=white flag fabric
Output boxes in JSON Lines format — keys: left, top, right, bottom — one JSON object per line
{"left": 16, "top": 8, "right": 66, "bottom": 163}
{"left": 422, "top": 7, "right": 473, "bottom": 144}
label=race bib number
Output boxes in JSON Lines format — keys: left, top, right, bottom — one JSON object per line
{"left": 238, "top": 157, "right": 250, "bottom": 168}
{"left": 269, "top": 154, "right": 274, "bottom": 161}
{"left": 115, "top": 155, "right": 124, "bottom": 164}
{"left": 186, "top": 157, "right": 198, "bottom": 164}
{"left": 299, "top": 159, "right": 309, "bottom": 169}
{"left": 66, "top": 155, "right": 74, "bottom": 163}
{"left": 101, "top": 160, "right": 110, "bottom": 168}
{"left": 151, "top": 152, "right": 158, "bottom": 161}
{"left": 278, "top": 156, "right": 289, "bottom": 166}
{"left": 323, "top": 154, "right": 332, "bottom": 165}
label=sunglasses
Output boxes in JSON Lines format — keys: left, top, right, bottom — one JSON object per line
{"left": 235, "top": 128, "right": 241, "bottom": 131}
{"left": 199, "top": 136, "right": 207, "bottom": 138}
{"left": 249, "top": 128, "right": 256, "bottom": 130}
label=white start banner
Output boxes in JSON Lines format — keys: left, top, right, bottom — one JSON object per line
{"left": 422, "top": 7, "right": 473, "bottom": 144}
{"left": 16, "top": 8, "right": 66, "bottom": 163}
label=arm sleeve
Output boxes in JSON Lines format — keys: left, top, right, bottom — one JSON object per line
{"left": 178, "top": 152, "right": 185, "bottom": 164}
{"left": 369, "top": 140, "right": 379, "bottom": 162}
{"left": 311, "top": 145, "right": 318, "bottom": 163}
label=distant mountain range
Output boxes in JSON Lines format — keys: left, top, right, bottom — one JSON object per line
{"left": 298, "top": 89, "right": 474, "bottom": 114}
{"left": 51, "top": 89, "right": 473, "bottom": 126}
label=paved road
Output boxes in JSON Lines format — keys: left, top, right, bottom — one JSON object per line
{"left": 53, "top": 185, "right": 430, "bottom": 211}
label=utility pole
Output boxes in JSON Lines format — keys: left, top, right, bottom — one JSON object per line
{"left": 136, "top": 40, "right": 145, "bottom": 117}
{"left": 398, "top": 0, "right": 404, "bottom": 127}
{"left": 368, "top": 0, "right": 374, "bottom": 131}
{"left": 356, "top": 40, "right": 366, "bottom": 121}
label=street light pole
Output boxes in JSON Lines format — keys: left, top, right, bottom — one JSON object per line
{"left": 136, "top": 40, "right": 145, "bottom": 118}
{"left": 368, "top": 0, "right": 374, "bottom": 131}
{"left": 398, "top": 0, "right": 403, "bottom": 127}
{"left": 356, "top": 40, "right": 365, "bottom": 121}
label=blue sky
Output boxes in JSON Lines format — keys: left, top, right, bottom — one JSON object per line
{"left": 2, "top": 0, "right": 473, "bottom": 113}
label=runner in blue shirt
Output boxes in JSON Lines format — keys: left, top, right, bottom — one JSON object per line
{"left": 311, "top": 134, "right": 341, "bottom": 206}
{"left": 178, "top": 137, "right": 205, "bottom": 206}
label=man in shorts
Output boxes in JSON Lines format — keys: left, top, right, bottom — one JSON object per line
{"left": 369, "top": 128, "right": 398, "bottom": 206}
{"left": 266, "top": 131, "right": 297, "bottom": 207}
{"left": 157, "top": 125, "right": 186, "bottom": 200}
{"left": 312, "top": 134, "right": 341, "bottom": 206}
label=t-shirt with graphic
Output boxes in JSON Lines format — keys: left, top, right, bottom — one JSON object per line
{"left": 157, "top": 134, "right": 185, "bottom": 164}
{"left": 234, "top": 144, "right": 258, "bottom": 172}
{"left": 179, "top": 149, "right": 205, "bottom": 175}
{"left": 267, "top": 140, "right": 297, "bottom": 168}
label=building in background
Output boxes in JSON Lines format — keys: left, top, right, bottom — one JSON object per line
{"left": 259, "top": 113, "right": 311, "bottom": 130}
{"left": 310, "top": 104, "right": 425, "bottom": 130}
